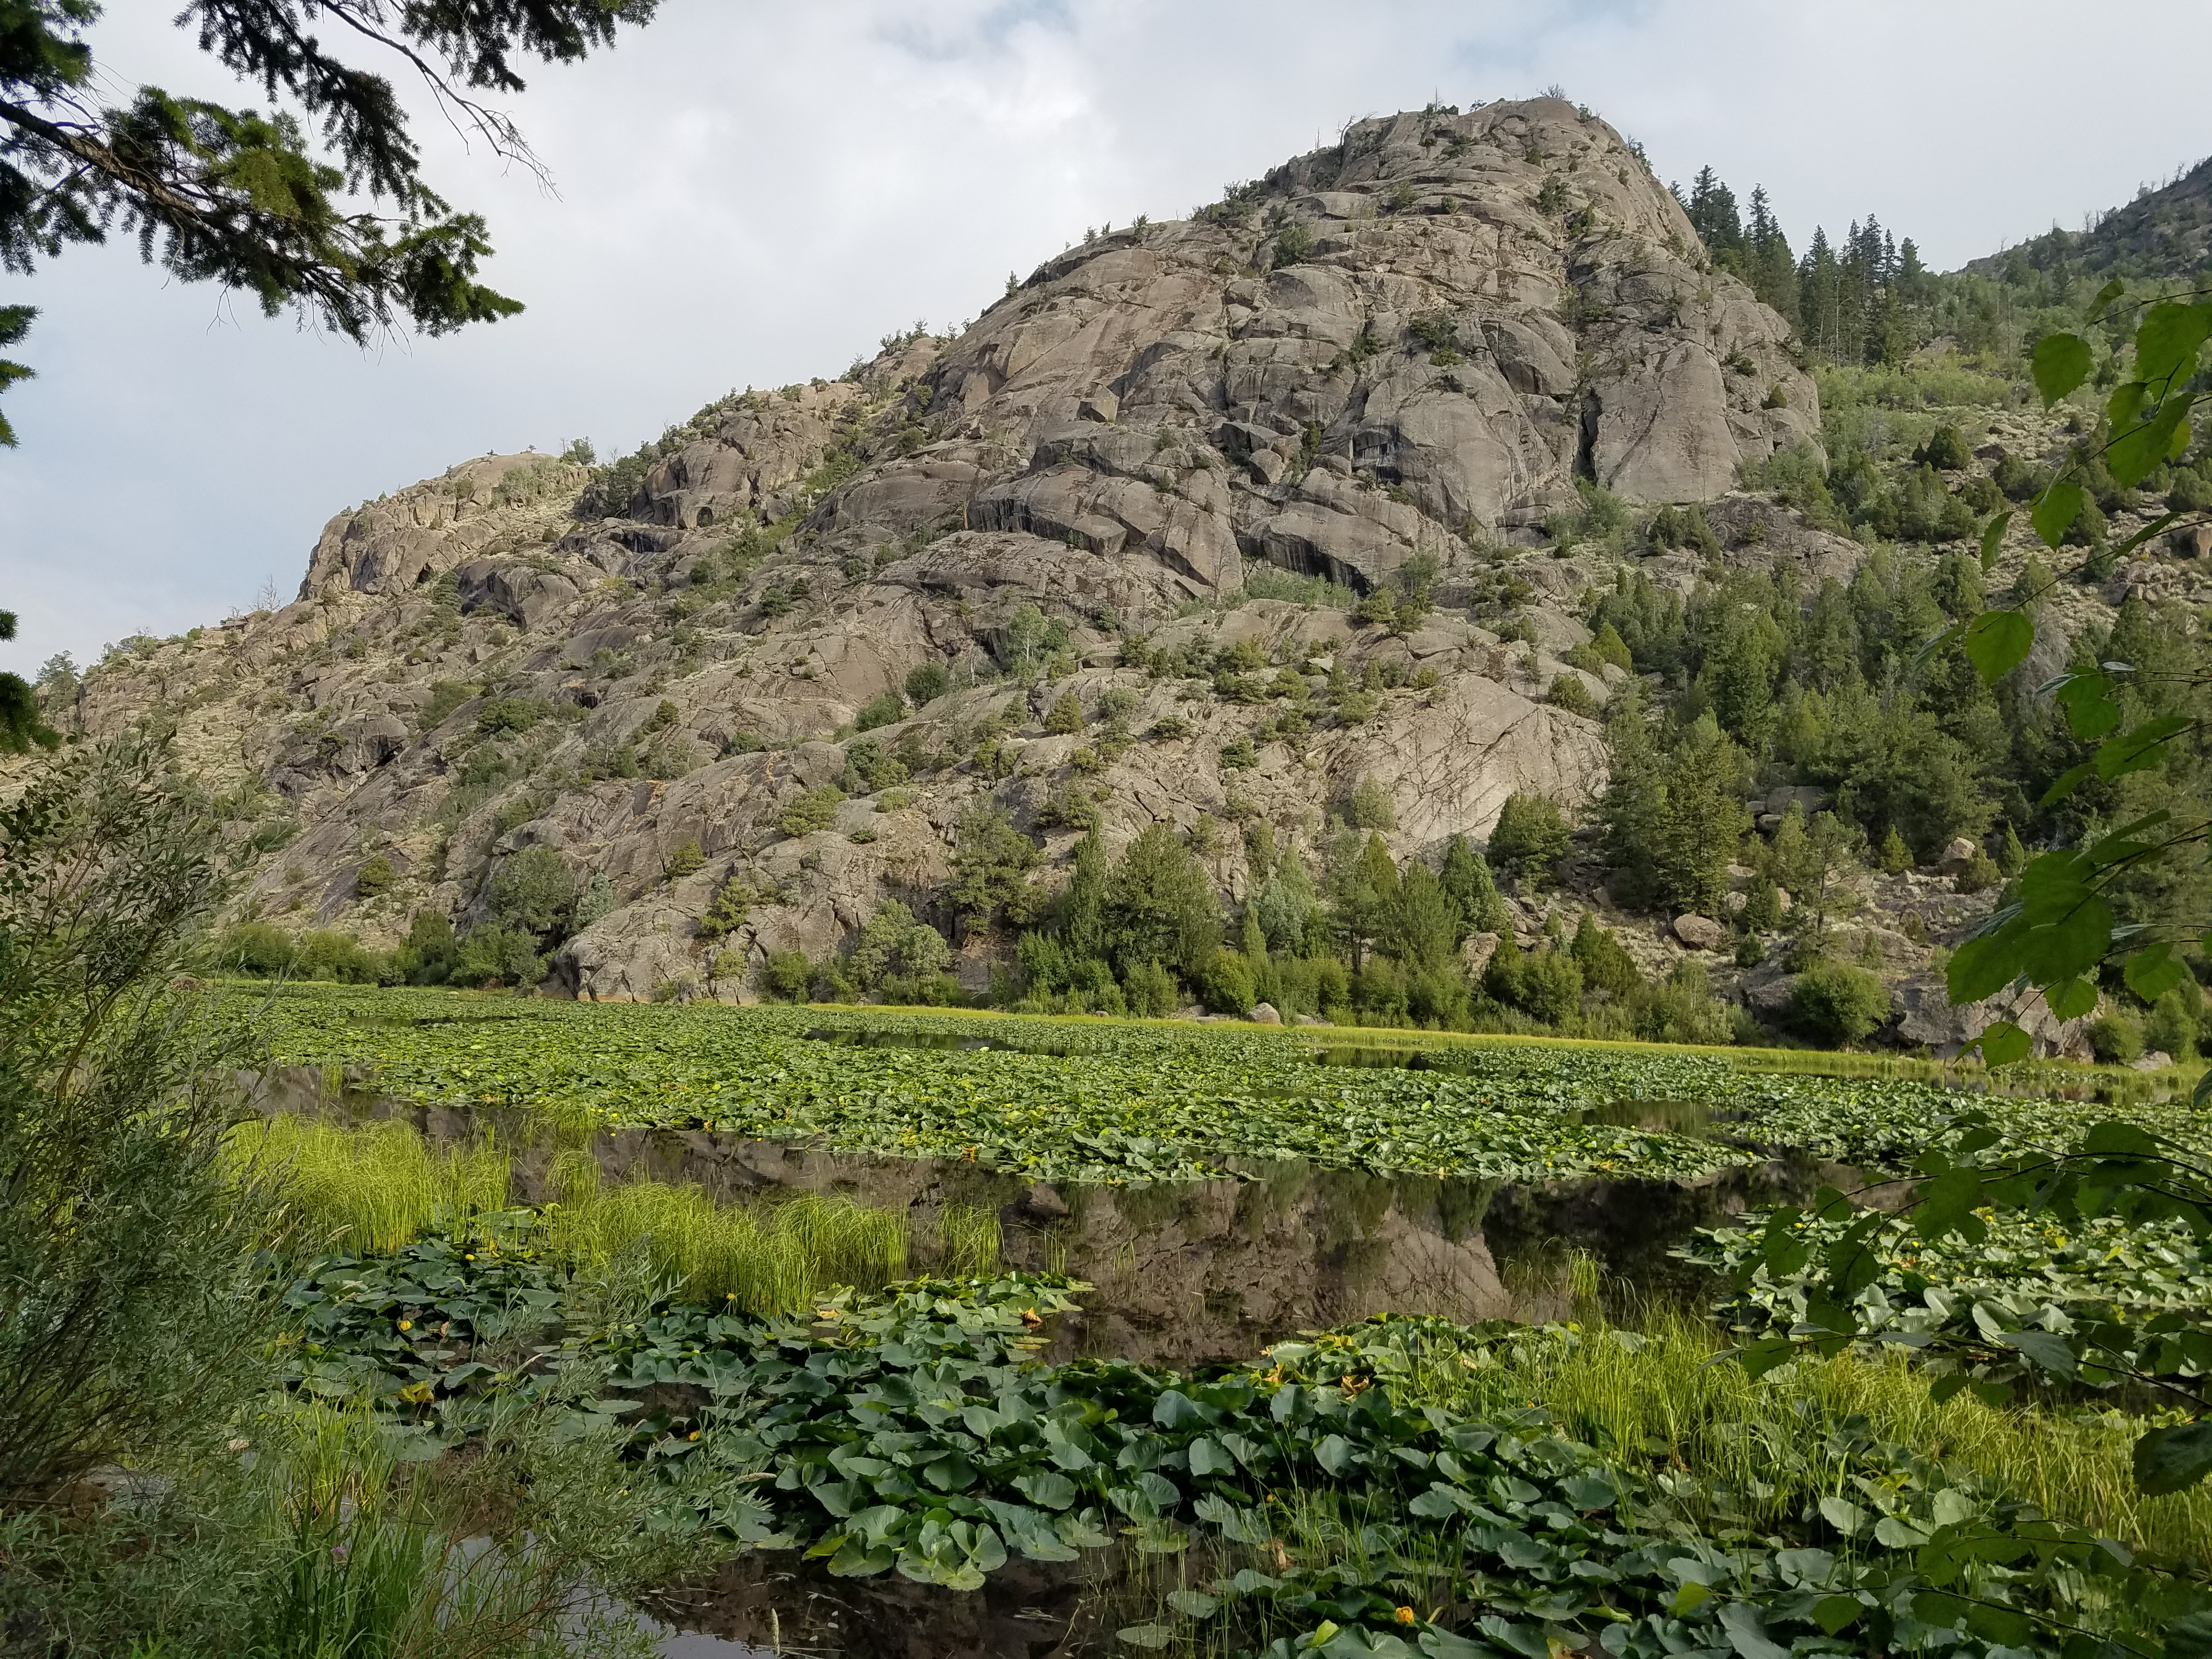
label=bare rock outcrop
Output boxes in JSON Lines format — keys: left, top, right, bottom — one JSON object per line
{"left": 53, "top": 99, "right": 1832, "bottom": 1002}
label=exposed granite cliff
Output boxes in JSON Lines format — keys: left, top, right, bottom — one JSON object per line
{"left": 63, "top": 99, "right": 1844, "bottom": 1004}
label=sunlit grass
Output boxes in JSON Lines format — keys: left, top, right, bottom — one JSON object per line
{"left": 228, "top": 1115, "right": 509, "bottom": 1255}
{"left": 1401, "top": 1307, "right": 2212, "bottom": 1562}
{"left": 239, "top": 1115, "right": 907, "bottom": 1314}
{"left": 544, "top": 1148, "right": 905, "bottom": 1311}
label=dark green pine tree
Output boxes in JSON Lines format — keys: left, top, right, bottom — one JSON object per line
{"left": 1744, "top": 187, "right": 1797, "bottom": 324}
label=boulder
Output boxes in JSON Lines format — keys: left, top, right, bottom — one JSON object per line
{"left": 1294, "top": 1013, "right": 1329, "bottom": 1026}
{"left": 2134, "top": 1051, "right": 2175, "bottom": 1072}
{"left": 1887, "top": 973, "right": 2091, "bottom": 1060}
{"left": 1459, "top": 932, "right": 1501, "bottom": 975}
{"left": 1673, "top": 913, "right": 1726, "bottom": 950}
{"left": 1934, "top": 837, "right": 1979, "bottom": 877}
{"left": 1248, "top": 1002, "right": 1282, "bottom": 1025}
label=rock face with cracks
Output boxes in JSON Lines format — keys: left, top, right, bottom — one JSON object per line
{"left": 57, "top": 100, "right": 1824, "bottom": 1004}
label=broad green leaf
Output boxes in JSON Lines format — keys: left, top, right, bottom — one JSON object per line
{"left": 2048, "top": 978, "right": 2097, "bottom": 1020}
{"left": 2017, "top": 891, "right": 2113, "bottom": 987}
{"left": 2132, "top": 300, "right": 2212, "bottom": 391}
{"left": 1116, "top": 1626, "right": 1173, "bottom": 1650}
{"left": 2040, "top": 760, "right": 2097, "bottom": 808}
{"left": 2052, "top": 670, "right": 2121, "bottom": 740}
{"left": 1962, "top": 610, "right": 2033, "bottom": 685}
{"left": 1735, "top": 1335, "right": 1797, "bottom": 1379}
{"left": 2108, "top": 392, "right": 2193, "bottom": 486}
{"left": 2124, "top": 943, "right": 2187, "bottom": 1002}
{"left": 2000, "top": 1329, "right": 2078, "bottom": 1378}
{"left": 1914, "top": 1167, "right": 1984, "bottom": 1238}
{"left": 1819, "top": 1496, "right": 1868, "bottom": 1536}
{"left": 1946, "top": 933, "right": 2022, "bottom": 1005}
{"left": 1418, "top": 1631, "right": 1490, "bottom": 1659}
{"left": 2032, "top": 480, "right": 2084, "bottom": 548}
{"left": 1977, "top": 510, "right": 2011, "bottom": 568}
{"left": 2169, "top": 1611, "right": 2212, "bottom": 1659}
{"left": 1186, "top": 1435, "right": 1235, "bottom": 1477}
{"left": 1166, "top": 1590, "right": 1220, "bottom": 1619}
{"left": 2095, "top": 714, "right": 2193, "bottom": 780}
{"left": 1152, "top": 1388, "right": 1203, "bottom": 1428}
{"left": 1874, "top": 1515, "right": 1930, "bottom": 1548}
{"left": 1718, "top": 1602, "right": 1790, "bottom": 1659}
{"left": 1015, "top": 1470, "right": 1077, "bottom": 1510}
{"left": 1313, "top": 1433, "right": 1355, "bottom": 1476}
{"left": 1671, "top": 1581, "right": 1713, "bottom": 1618}
{"left": 2086, "top": 278, "right": 2126, "bottom": 321}
{"left": 1972, "top": 1022, "right": 2032, "bottom": 1067}
{"left": 2082, "top": 1119, "right": 2160, "bottom": 1156}
{"left": 1812, "top": 1595, "right": 1862, "bottom": 1634}
{"left": 1963, "top": 1602, "right": 2034, "bottom": 1645}
{"left": 2133, "top": 1420, "right": 2212, "bottom": 1496}
{"left": 2032, "top": 331, "right": 2092, "bottom": 405}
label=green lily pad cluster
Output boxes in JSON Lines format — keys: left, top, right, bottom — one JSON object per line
{"left": 272, "top": 1233, "right": 2141, "bottom": 1659}
{"left": 1685, "top": 1205, "right": 2212, "bottom": 1391}
{"left": 235, "top": 986, "right": 2208, "bottom": 1186}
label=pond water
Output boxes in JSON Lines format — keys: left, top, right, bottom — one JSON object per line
{"left": 257, "top": 1067, "right": 1862, "bottom": 1657}
{"left": 254, "top": 1066, "right": 1843, "bottom": 1367}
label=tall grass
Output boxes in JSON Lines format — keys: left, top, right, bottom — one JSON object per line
{"left": 240, "top": 1115, "right": 908, "bottom": 1314}
{"left": 228, "top": 1115, "right": 509, "bottom": 1254}
{"left": 1400, "top": 1308, "right": 2212, "bottom": 1562}
{"left": 935, "top": 1201, "right": 1002, "bottom": 1278}
{"left": 544, "top": 1149, "right": 905, "bottom": 1311}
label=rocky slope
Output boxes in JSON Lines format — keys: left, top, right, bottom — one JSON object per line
{"left": 60, "top": 98, "right": 1852, "bottom": 1007}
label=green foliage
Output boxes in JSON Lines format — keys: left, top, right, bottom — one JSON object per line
{"left": 761, "top": 950, "right": 814, "bottom": 1002}
{"left": 450, "top": 922, "right": 543, "bottom": 989}
{"left": 844, "top": 901, "right": 955, "bottom": 1004}
{"left": 839, "top": 737, "right": 908, "bottom": 793}
{"left": 1785, "top": 961, "right": 1892, "bottom": 1046}
{"left": 1042, "top": 691, "right": 1084, "bottom": 734}
{"left": 474, "top": 696, "right": 543, "bottom": 736}
{"left": 0, "top": 0, "right": 664, "bottom": 444}
{"left": 697, "top": 872, "right": 758, "bottom": 942}
{"left": 0, "top": 733, "right": 281, "bottom": 1501}
{"left": 1487, "top": 793, "right": 1571, "bottom": 883}
{"left": 947, "top": 804, "right": 1041, "bottom": 934}
{"left": 2085, "top": 1007, "right": 2145, "bottom": 1065}
{"left": 1197, "top": 949, "right": 1256, "bottom": 1015}
{"left": 1271, "top": 220, "right": 1314, "bottom": 266}
{"left": 1348, "top": 774, "right": 1397, "bottom": 830}
{"left": 2148, "top": 984, "right": 2202, "bottom": 1062}
{"left": 904, "top": 662, "right": 951, "bottom": 705}
{"left": 418, "top": 679, "right": 479, "bottom": 732}
{"left": 354, "top": 853, "right": 397, "bottom": 899}
{"left": 1570, "top": 914, "right": 1643, "bottom": 998}
{"left": 1438, "top": 836, "right": 1512, "bottom": 939}
{"left": 1103, "top": 823, "right": 1222, "bottom": 978}
{"left": 1484, "top": 937, "right": 1583, "bottom": 1025}
{"left": 777, "top": 785, "right": 844, "bottom": 837}
{"left": 1601, "top": 704, "right": 1755, "bottom": 917}
{"left": 1547, "top": 673, "right": 1598, "bottom": 716}
{"left": 489, "top": 847, "right": 575, "bottom": 938}
{"left": 854, "top": 690, "right": 905, "bottom": 732}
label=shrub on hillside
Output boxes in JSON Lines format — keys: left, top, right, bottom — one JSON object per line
{"left": 1784, "top": 961, "right": 1890, "bottom": 1046}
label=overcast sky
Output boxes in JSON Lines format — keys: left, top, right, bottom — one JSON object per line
{"left": 5, "top": 0, "right": 2208, "bottom": 678}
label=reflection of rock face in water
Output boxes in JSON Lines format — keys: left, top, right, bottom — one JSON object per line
{"left": 252, "top": 1067, "right": 1841, "bottom": 1367}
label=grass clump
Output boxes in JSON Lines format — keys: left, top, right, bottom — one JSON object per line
{"left": 229, "top": 1115, "right": 509, "bottom": 1255}
{"left": 545, "top": 1150, "right": 907, "bottom": 1311}
{"left": 240, "top": 1114, "right": 909, "bottom": 1315}
{"left": 1402, "top": 1306, "right": 2212, "bottom": 1562}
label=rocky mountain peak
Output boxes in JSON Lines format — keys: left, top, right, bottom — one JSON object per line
{"left": 57, "top": 100, "right": 1841, "bottom": 1003}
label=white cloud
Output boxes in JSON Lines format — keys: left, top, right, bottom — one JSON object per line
{"left": 5, "top": 0, "right": 2208, "bottom": 674}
